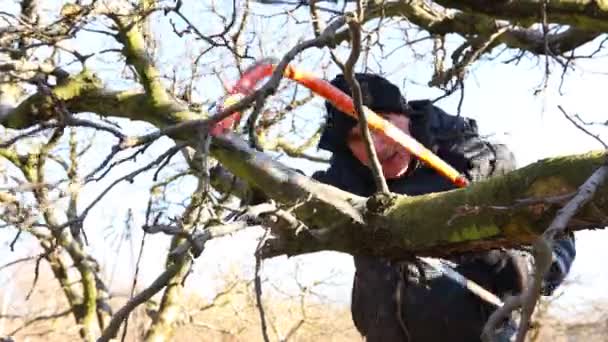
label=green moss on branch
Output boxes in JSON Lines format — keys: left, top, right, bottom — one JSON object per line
{"left": 1, "top": 70, "right": 197, "bottom": 131}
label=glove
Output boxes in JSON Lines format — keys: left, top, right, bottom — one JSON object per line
{"left": 542, "top": 233, "right": 576, "bottom": 296}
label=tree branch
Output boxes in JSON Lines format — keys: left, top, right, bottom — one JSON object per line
{"left": 341, "top": 12, "right": 389, "bottom": 194}
{"left": 211, "top": 134, "right": 608, "bottom": 259}
{"left": 333, "top": 1, "right": 602, "bottom": 56}
{"left": 434, "top": 0, "right": 608, "bottom": 31}
{"left": 110, "top": 12, "right": 170, "bottom": 104}
{"left": 98, "top": 260, "right": 187, "bottom": 342}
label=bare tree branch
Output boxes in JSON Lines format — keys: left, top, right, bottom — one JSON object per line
{"left": 8, "top": 308, "right": 73, "bottom": 336}
{"left": 433, "top": 0, "right": 608, "bottom": 31}
{"left": 98, "top": 260, "right": 187, "bottom": 342}
{"left": 340, "top": 12, "right": 389, "bottom": 194}
{"left": 255, "top": 231, "right": 271, "bottom": 342}
{"left": 558, "top": 105, "right": 608, "bottom": 149}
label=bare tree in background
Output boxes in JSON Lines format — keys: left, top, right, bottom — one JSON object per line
{"left": 1, "top": 0, "right": 608, "bottom": 341}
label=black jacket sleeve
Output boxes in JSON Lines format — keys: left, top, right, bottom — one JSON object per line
{"left": 410, "top": 100, "right": 516, "bottom": 181}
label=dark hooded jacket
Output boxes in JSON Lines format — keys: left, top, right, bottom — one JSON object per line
{"left": 311, "top": 74, "right": 576, "bottom": 342}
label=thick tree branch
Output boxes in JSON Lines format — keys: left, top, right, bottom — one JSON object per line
{"left": 98, "top": 260, "right": 187, "bottom": 342}
{"left": 110, "top": 12, "right": 170, "bottom": 104}
{"left": 434, "top": 0, "right": 608, "bottom": 31}
{"left": 0, "top": 71, "right": 193, "bottom": 130}
{"left": 211, "top": 134, "right": 608, "bottom": 260}
{"left": 333, "top": 1, "right": 602, "bottom": 55}
{"left": 211, "top": 133, "right": 365, "bottom": 226}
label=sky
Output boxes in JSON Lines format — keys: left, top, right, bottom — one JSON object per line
{"left": 1, "top": 0, "right": 608, "bottom": 325}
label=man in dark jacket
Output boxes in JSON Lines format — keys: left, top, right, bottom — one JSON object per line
{"left": 311, "top": 73, "right": 576, "bottom": 341}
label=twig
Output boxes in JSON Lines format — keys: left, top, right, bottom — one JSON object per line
{"left": 168, "top": 221, "right": 250, "bottom": 257}
{"left": 85, "top": 143, "right": 153, "bottom": 183}
{"left": 247, "top": 95, "right": 266, "bottom": 150}
{"left": 196, "top": 280, "right": 242, "bottom": 312}
{"left": 0, "top": 256, "right": 36, "bottom": 271}
{"left": 573, "top": 114, "right": 608, "bottom": 127}
{"left": 558, "top": 105, "right": 608, "bottom": 149}
{"left": 67, "top": 128, "right": 84, "bottom": 244}
{"left": 340, "top": 12, "right": 389, "bottom": 194}
{"left": 8, "top": 308, "right": 72, "bottom": 336}
{"left": 255, "top": 0, "right": 343, "bottom": 14}
{"left": 430, "top": 27, "right": 508, "bottom": 88}
{"left": 269, "top": 138, "right": 329, "bottom": 163}
{"left": 142, "top": 224, "right": 183, "bottom": 235}
{"left": 198, "top": 131, "right": 214, "bottom": 196}
{"left": 308, "top": 0, "right": 323, "bottom": 37}
{"left": 64, "top": 116, "right": 125, "bottom": 141}
{"left": 482, "top": 295, "right": 523, "bottom": 342}
{"left": 283, "top": 319, "right": 305, "bottom": 341}
{"left": 84, "top": 144, "right": 182, "bottom": 214}
{"left": 52, "top": 144, "right": 185, "bottom": 232}
{"left": 0, "top": 124, "right": 55, "bottom": 148}
{"left": 191, "top": 321, "right": 239, "bottom": 335}
{"left": 9, "top": 230, "right": 22, "bottom": 252}
{"left": 420, "top": 258, "right": 504, "bottom": 307}
{"left": 25, "top": 254, "right": 45, "bottom": 300}
{"left": 254, "top": 231, "right": 271, "bottom": 342}
{"left": 515, "top": 238, "right": 552, "bottom": 342}
{"left": 540, "top": 0, "right": 551, "bottom": 93}
{"left": 544, "top": 163, "right": 608, "bottom": 241}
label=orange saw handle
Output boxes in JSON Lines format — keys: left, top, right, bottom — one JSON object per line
{"left": 211, "top": 60, "right": 469, "bottom": 188}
